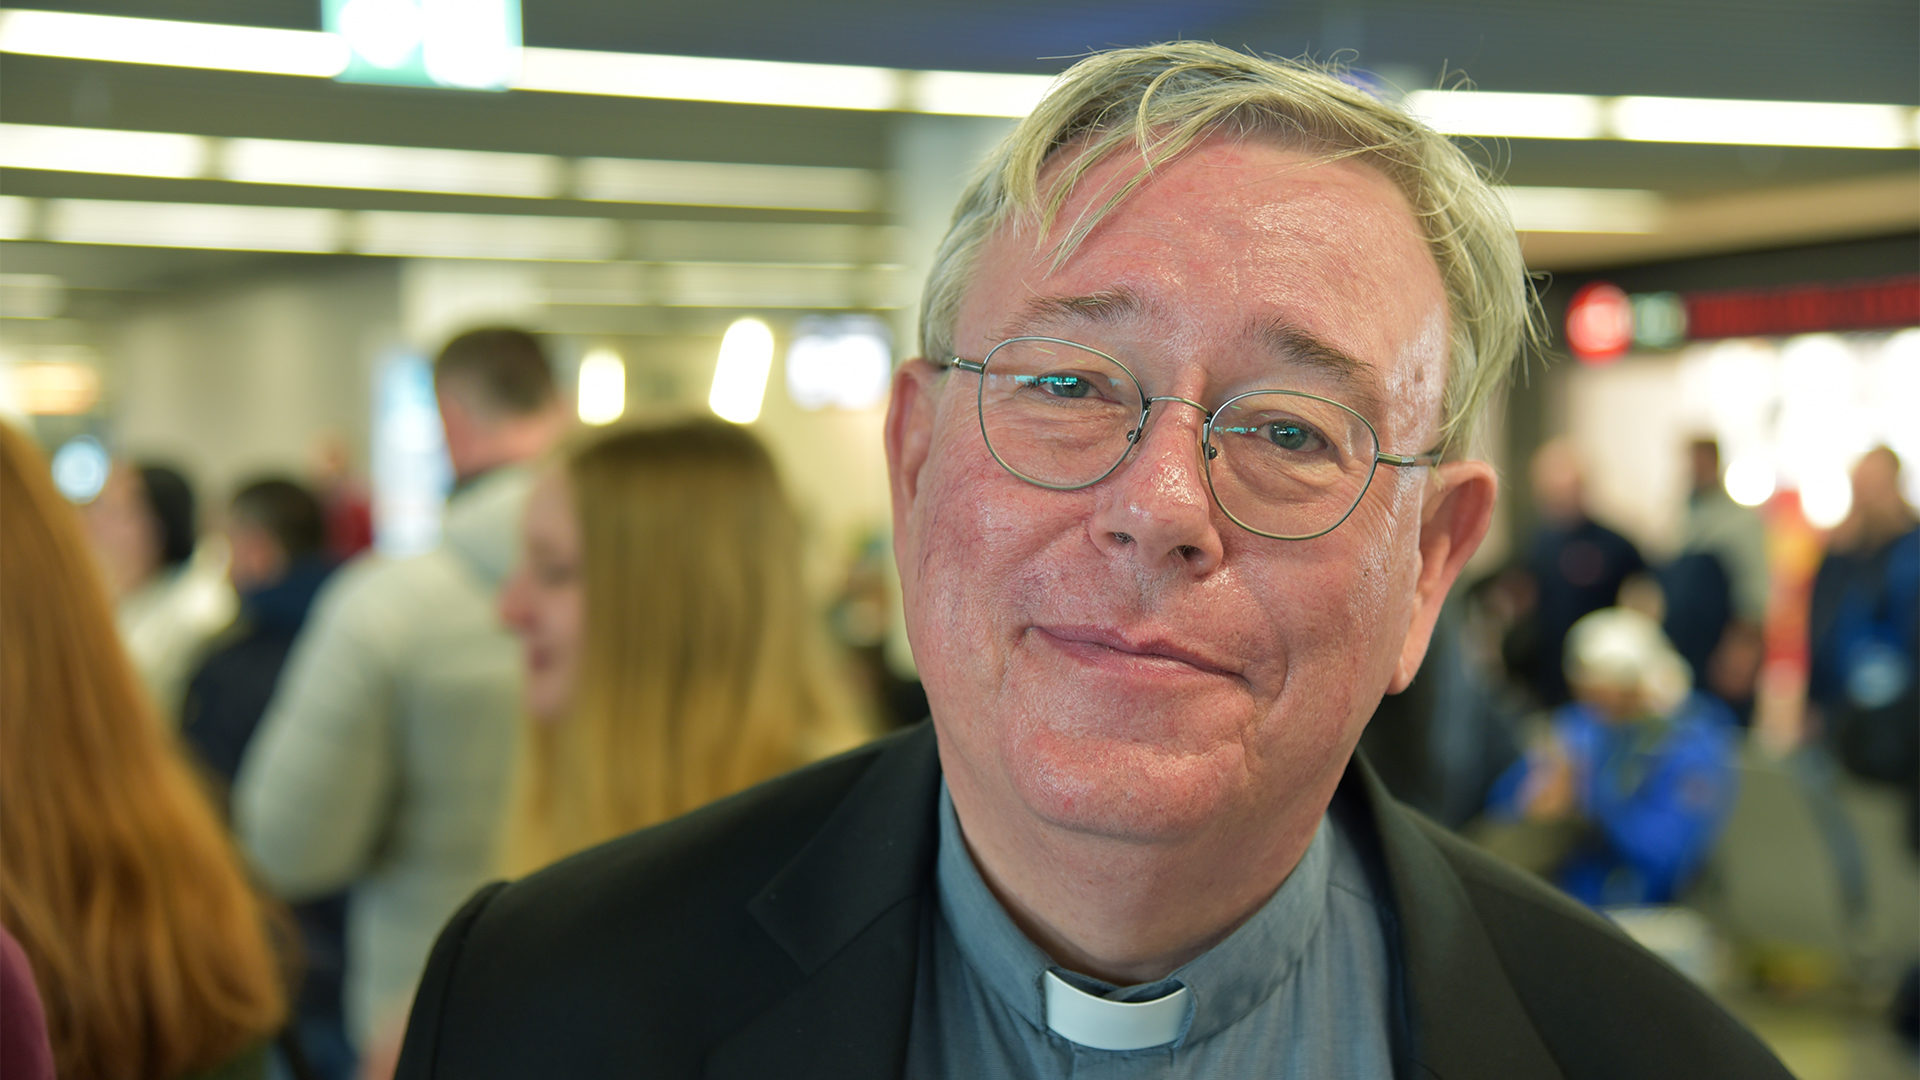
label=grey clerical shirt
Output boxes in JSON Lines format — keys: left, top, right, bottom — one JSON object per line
{"left": 905, "top": 783, "right": 1396, "bottom": 1078}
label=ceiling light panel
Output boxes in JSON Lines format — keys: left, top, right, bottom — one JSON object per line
{"left": 224, "top": 138, "right": 563, "bottom": 197}
{"left": 0, "top": 9, "right": 347, "bottom": 76}
{"left": 0, "top": 196, "right": 30, "bottom": 240}
{"left": 516, "top": 46, "right": 897, "bottom": 110}
{"left": 1611, "top": 96, "right": 1915, "bottom": 149}
{"left": 907, "top": 70, "right": 1055, "bottom": 117}
{"left": 657, "top": 263, "right": 880, "bottom": 308}
{"left": 45, "top": 198, "right": 342, "bottom": 252}
{"left": 576, "top": 158, "right": 881, "bottom": 211}
{"left": 0, "top": 123, "right": 209, "bottom": 178}
{"left": 633, "top": 221, "right": 895, "bottom": 263}
{"left": 1499, "top": 186, "right": 1666, "bottom": 234}
{"left": 356, "top": 210, "right": 620, "bottom": 260}
{"left": 1404, "top": 90, "right": 1607, "bottom": 140}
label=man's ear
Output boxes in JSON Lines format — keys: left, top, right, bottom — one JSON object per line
{"left": 884, "top": 359, "right": 942, "bottom": 530}
{"left": 1389, "top": 459, "right": 1497, "bottom": 693}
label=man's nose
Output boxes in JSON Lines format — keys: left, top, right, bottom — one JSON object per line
{"left": 1087, "top": 397, "right": 1224, "bottom": 575}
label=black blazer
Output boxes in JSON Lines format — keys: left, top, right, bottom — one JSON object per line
{"left": 394, "top": 724, "right": 1789, "bottom": 1078}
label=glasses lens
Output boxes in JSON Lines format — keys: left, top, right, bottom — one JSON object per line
{"left": 977, "top": 339, "right": 1142, "bottom": 489}
{"left": 1206, "top": 391, "right": 1378, "bottom": 538}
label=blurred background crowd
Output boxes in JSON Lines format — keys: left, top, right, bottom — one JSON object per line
{"left": 0, "top": 3, "right": 1915, "bottom": 1079}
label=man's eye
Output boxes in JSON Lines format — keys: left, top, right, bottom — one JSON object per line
{"left": 1020, "top": 372, "right": 1095, "bottom": 399}
{"left": 1263, "top": 422, "right": 1325, "bottom": 452}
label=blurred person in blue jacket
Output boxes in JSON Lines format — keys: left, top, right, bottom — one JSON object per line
{"left": 1518, "top": 440, "right": 1647, "bottom": 709}
{"left": 1489, "top": 606, "right": 1740, "bottom": 907}
{"left": 1809, "top": 445, "right": 1919, "bottom": 803}
{"left": 181, "top": 477, "right": 351, "bottom": 1080}
{"left": 183, "top": 478, "right": 336, "bottom": 788}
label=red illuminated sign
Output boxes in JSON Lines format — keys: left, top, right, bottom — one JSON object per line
{"left": 1566, "top": 282, "right": 1633, "bottom": 362}
{"left": 1565, "top": 273, "right": 1920, "bottom": 353}
{"left": 1684, "top": 275, "right": 1920, "bottom": 340}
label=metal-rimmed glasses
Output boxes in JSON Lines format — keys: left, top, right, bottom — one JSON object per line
{"left": 939, "top": 336, "right": 1439, "bottom": 541}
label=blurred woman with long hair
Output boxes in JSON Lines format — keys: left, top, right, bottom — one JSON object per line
{"left": 0, "top": 423, "right": 288, "bottom": 1079}
{"left": 497, "top": 416, "right": 868, "bottom": 877}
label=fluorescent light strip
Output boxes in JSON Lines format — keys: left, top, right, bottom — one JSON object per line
{"left": 1498, "top": 186, "right": 1666, "bottom": 234}
{"left": 2, "top": 123, "right": 883, "bottom": 211}
{"left": 576, "top": 348, "right": 626, "bottom": 425}
{"left": 0, "top": 187, "right": 1676, "bottom": 259}
{"left": 710, "top": 317, "right": 775, "bottom": 423}
{"left": 0, "top": 196, "right": 30, "bottom": 239}
{"left": 0, "top": 122, "right": 209, "bottom": 177}
{"left": 1405, "top": 90, "right": 1605, "bottom": 140}
{"left": 656, "top": 263, "right": 883, "bottom": 308}
{"left": 356, "top": 210, "right": 620, "bottom": 260}
{"left": 225, "top": 138, "right": 562, "bottom": 198}
{"left": 576, "top": 158, "right": 879, "bottom": 211}
{"left": 515, "top": 46, "right": 898, "bottom": 110}
{"left": 2, "top": 196, "right": 899, "bottom": 261}
{"left": 633, "top": 220, "right": 893, "bottom": 263}
{"left": 5, "top": 9, "right": 1914, "bottom": 142}
{"left": 45, "top": 198, "right": 342, "bottom": 252}
{"left": 905, "top": 70, "right": 1056, "bottom": 118}
{"left": 0, "top": 9, "right": 346, "bottom": 76}
{"left": 1612, "top": 96, "right": 1913, "bottom": 150}
{"left": 1409, "top": 88, "right": 1918, "bottom": 149}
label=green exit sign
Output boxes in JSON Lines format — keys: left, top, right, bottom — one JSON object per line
{"left": 322, "top": 0, "right": 521, "bottom": 90}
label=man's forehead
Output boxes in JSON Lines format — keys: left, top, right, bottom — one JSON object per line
{"left": 958, "top": 138, "right": 1446, "bottom": 432}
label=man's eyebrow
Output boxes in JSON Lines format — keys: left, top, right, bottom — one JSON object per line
{"left": 1255, "top": 319, "right": 1385, "bottom": 421}
{"left": 990, "top": 288, "right": 1145, "bottom": 343}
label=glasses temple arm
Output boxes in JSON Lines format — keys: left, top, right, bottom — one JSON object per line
{"left": 1376, "top": 450, "right": 1443, "bottom": 468}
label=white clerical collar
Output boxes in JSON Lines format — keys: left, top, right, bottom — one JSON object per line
{"left": 1043, "top": 970, "right": 1192, "bottom": 1051}
{"left": 932, "top": 781, "right": 1335, "bottom": 1052}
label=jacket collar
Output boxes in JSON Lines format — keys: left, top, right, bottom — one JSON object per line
{"left": 708, "top": 725, "right": 1560, "bottom": 1080}
{"left": 706, "top": 725, "right": 942, "bottom": 1080}
{"left": 1346, "top": 757, "right": 1563, "bottom": 1079}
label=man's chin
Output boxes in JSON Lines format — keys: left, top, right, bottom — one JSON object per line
{"left": 1002, "top": 727, "right": 1251, "bottom": 844}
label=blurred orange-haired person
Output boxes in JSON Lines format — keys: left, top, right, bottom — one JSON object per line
{"left": 0, "top": 422, "right": 289, "bottom": 1080}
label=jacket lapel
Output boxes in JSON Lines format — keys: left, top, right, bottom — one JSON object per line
{"left": 1350, "top": 758, "right": 1564, "bottom": 1079}
{"left": 705, "top": 725, "right": 942, "bottom": 1080}
{"left": 706, "top": 730, "right": 1567, "bottom": 1079}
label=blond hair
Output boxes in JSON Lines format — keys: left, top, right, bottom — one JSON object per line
{"left": 0, "top": 422, "right": 288, "bottom": 1079}
{"left": 500, "top": 418, "right": 867, "bottom": 876}
{"left": 920, "top": 42, "right": 1539, "bottom": 454}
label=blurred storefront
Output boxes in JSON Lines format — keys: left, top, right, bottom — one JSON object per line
{"left": 1530, "top": 233, "right": 1919, "bottom": 710}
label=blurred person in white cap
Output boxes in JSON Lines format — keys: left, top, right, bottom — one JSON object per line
{"left": 1487, "top": 606, "right": 1740, "bottom": 908}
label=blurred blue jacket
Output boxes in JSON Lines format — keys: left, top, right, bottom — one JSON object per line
{"left": 1490, "top": 693, "right": 1739, "bottom": 907}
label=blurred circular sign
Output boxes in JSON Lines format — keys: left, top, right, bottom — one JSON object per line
{"left": 1566, "top": 281, "right": 1633, "bottom": 363}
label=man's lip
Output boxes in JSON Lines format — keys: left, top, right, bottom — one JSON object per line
{"left": 1033, "top": 625, "right": 1239, "bottom": 678}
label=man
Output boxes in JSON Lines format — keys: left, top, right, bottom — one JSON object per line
{"left": 182, "top": 477, "right": 336, "bottom": 788}
{"left": 236, "top": 328, "right": 567, "bottom": 1057}
{"left": 1521, "top": 439, "right": 1648, "bottom": 708}
{"left": 1662, "top": 437, "right": 1768, "bottom": 713}
{"left": 396, "top": 46, "right": 1788, "bottom": 1077}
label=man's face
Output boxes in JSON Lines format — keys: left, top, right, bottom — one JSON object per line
{"left": 889, "top": 136, "right": 1484, "bottom": 846}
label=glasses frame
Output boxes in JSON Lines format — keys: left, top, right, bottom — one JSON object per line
{"left": 943, "top": 335, "right": 1440, "bottom": 541}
